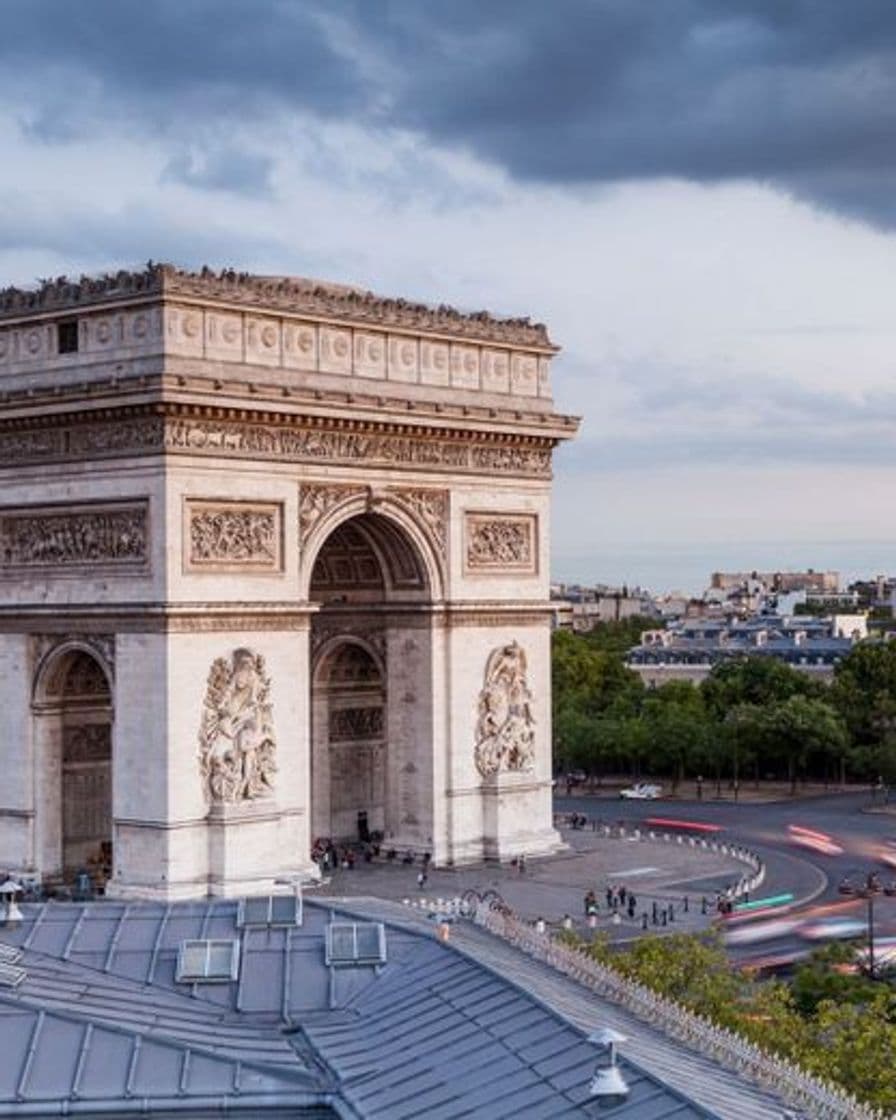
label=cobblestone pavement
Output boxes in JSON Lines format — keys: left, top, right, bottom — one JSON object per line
{"left": 310, "top": 825, "right": 750, "bottom": 941}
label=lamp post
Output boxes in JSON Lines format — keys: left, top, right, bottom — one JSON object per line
{"left": 860, "top": 872, "right": 880, "bottom": 978}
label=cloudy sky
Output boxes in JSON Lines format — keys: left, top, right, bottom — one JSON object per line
{"left": 3, "top": 1, "right": 895, "bottom": 592}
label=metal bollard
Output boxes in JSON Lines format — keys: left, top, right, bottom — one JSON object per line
{"left": 642, "top": 913, "right": 648, "bottom": 931}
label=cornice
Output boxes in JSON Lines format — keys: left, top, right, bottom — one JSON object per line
{"left": 0, "top": 263, "right": 557, "bottom": 350}
{"left": 0, "top": 370, "right": 579, "bottom": 441}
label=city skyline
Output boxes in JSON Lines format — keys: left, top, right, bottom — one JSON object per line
{"left": 2, "top": 1, "right": 895, "bottom": 581}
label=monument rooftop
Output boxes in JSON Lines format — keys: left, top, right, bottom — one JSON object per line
{"left": 0, "top": 264, "right": 576, "bottom": 440}
{"left": 0, "top": 263, "right": 555, "bottom": 349}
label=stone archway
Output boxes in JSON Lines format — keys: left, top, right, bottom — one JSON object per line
{"left": 308, "top": 511, "right": 435, "bottom": 852}
{"left": 32, "top": 645, "right": 113, "bottom": 884}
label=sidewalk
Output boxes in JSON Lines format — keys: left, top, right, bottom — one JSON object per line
{"left": 311, "top": 825, "right": 750, "bottom": 941}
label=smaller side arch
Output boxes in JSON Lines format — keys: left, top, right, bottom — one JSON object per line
{"left": 33, "top": 638, "right": 114, "bottom": 708}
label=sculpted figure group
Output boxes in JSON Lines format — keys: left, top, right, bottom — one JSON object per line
{"left": 474, "top": 641, "right": 536, "bottom": 778}
{"left": 199, "top": 648, "right": 277, "bottom": 804}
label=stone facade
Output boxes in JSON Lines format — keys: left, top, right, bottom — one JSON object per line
{"left": 0, "top": 265, "right": 577, "bottom": 898}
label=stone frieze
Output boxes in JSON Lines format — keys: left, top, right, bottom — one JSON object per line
{"left": 0, "top": 411, "right": 553, "bottom": 478}
{"left": 0, "top": 502, "right": 147, "bottom": 569}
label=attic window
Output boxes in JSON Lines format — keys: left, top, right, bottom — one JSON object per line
{"left": 237, "top": 894, "right": 302, "bottom": 929}
{"left": 325, "top": 921, "right": 386, "bottom": 966}
{"left": 57, "top": 320, "right": 79, "bottom": 354}
{"left": 175, "top": 939, "right": 240, "bottom": 983}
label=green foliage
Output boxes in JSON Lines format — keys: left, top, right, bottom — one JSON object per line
{"left": 700, "top": 657, "right": 821, "bottom": 719}
{"left": 552, "top": 625, "right": 894, "bottom": 785}
{"left": 790, "top": 943, "right": 880, "bottom": 1016}
{"left": 832, "top": 642, "right": 896, "bottom": 774}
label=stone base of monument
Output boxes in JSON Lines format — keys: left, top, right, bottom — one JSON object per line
{"left": 206, "top": 800, "right": 310, "bottom": 898}
{"left": 480, "top": 773, "right": 564, "bottom": 863}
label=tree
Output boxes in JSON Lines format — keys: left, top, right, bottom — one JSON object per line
{"left": 832, "top": 641, "right": 896, "bottom": 777}
{"left": 642, "top": 681, "right": 710, "bottom": 791}
{"left": 761, "top": 695, "right": 848, "bottom": 794}
{"left": 790, "top": 944, "right": 878, "bottom": 1016}
{"left": 701, "top": 657, "right": 820, "bottom": 721}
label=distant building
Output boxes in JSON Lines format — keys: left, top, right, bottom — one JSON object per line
{"left": 627, "top": 614, "right": 860, "bottom": 686}
{"left": 710, "top": 570, "right": 839, "bottom": 594}
{"left": 550, "top": 583, "right": 658, "bottom": 632}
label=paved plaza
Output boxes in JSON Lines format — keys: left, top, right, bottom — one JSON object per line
{"left": 312, "top": 823, "right": 751, "bottom": 940}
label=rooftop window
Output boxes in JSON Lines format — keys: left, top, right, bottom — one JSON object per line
{"left": 175, "top": 939, "right": 240, "bottom": 983}
{"left": 0, "top": 953, "right": 26, "bottom": 989}
{"left": 325, "top": 921, "right": 386, "bottom": 966}
{"left": 237, "top": 894, "right": 302, "bottom": 929}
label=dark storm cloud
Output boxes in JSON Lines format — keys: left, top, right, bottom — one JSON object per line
{"left": 3, "top": 0, "right": 896, "bottom": 224}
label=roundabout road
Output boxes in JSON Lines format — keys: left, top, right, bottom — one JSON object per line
{"left": 555, "top": 789, "right": 896, "bottom": 965}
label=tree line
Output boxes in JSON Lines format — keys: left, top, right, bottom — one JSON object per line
{"left": 553, "top": 619, "right": 896, "bottom": 792}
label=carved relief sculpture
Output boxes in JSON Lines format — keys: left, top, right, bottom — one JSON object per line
{"left": 187, "top": 501, "right": 281, "bottom": 571}
{"left": 298, "top": 484, "right": 363, "bottom": 546}
{"left": 390, "top": 487, "right": 448, "bottom": 560}
{"left": 0, "top": 503, "right": 147, "bottom": 568}
{"left": 198, "top": 649, "right": 277, "bottom": 804}
{"left": 465, "top": 513, "right": 536, "bottom": 573}
{"left": 474, "top": 641, "right": 536, "bottom": 778}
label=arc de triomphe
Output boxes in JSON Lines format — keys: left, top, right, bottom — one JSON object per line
{"left": 0, "top": 265, "right": 577, "bottom": 899}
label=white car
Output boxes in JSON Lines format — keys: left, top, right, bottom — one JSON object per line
{"left": 620, "top": 782, "right": 663, "bottom": 800}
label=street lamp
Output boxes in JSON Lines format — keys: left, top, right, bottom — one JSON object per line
{"left": 853, "top": 872, "right": 881, "bottom": 978}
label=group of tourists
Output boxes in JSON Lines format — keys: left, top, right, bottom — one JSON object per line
{"left": 583, "top": 884, "right": 638, "bottom": 920}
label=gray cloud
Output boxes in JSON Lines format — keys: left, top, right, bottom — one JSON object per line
{"left": 556, "top": 357, "right": 896, "bottom": 471}
{"left": 2, "top": 1, "right": 896, "bottom": 224}
{"left": 161, "top": 147, "right": 275, "bottom": 198}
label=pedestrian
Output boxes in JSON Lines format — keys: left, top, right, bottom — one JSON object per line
{"left": 417, "top": 869, "right": 427, "bottom": 890}
{"left": 605, "top": 886, "right": 613, "bottom": 909}
{"left": 518, "top": 854, "right": 526, "bottom": 875}
{"left": 627, "top": 894, "right": 636, "bottom": 919}
{"left": 618, "top": 885, "right": 627, "bottom": 906}
{"left": 584, "top": 889, "right": 597, "bottom": 916}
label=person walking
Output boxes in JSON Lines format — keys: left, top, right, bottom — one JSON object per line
{"left": 584, "top": 889, "right": 597, "bottom": 916}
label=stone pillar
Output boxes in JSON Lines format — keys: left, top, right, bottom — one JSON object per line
{"left": 109, "top": 624, "right": 314, "bottom": 900}
{"left": 0, "top": 634, "right": 35, "bottom": 874}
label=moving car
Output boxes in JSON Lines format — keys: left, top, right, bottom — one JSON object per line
{"left": 620, "top": 782, "right": 662, "bottom": 800}
{"left": 787, "top": 824, "right": 844, "bottom": 856}
{"left": 798, "top": 916, "right": 867, "bottom": 942}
